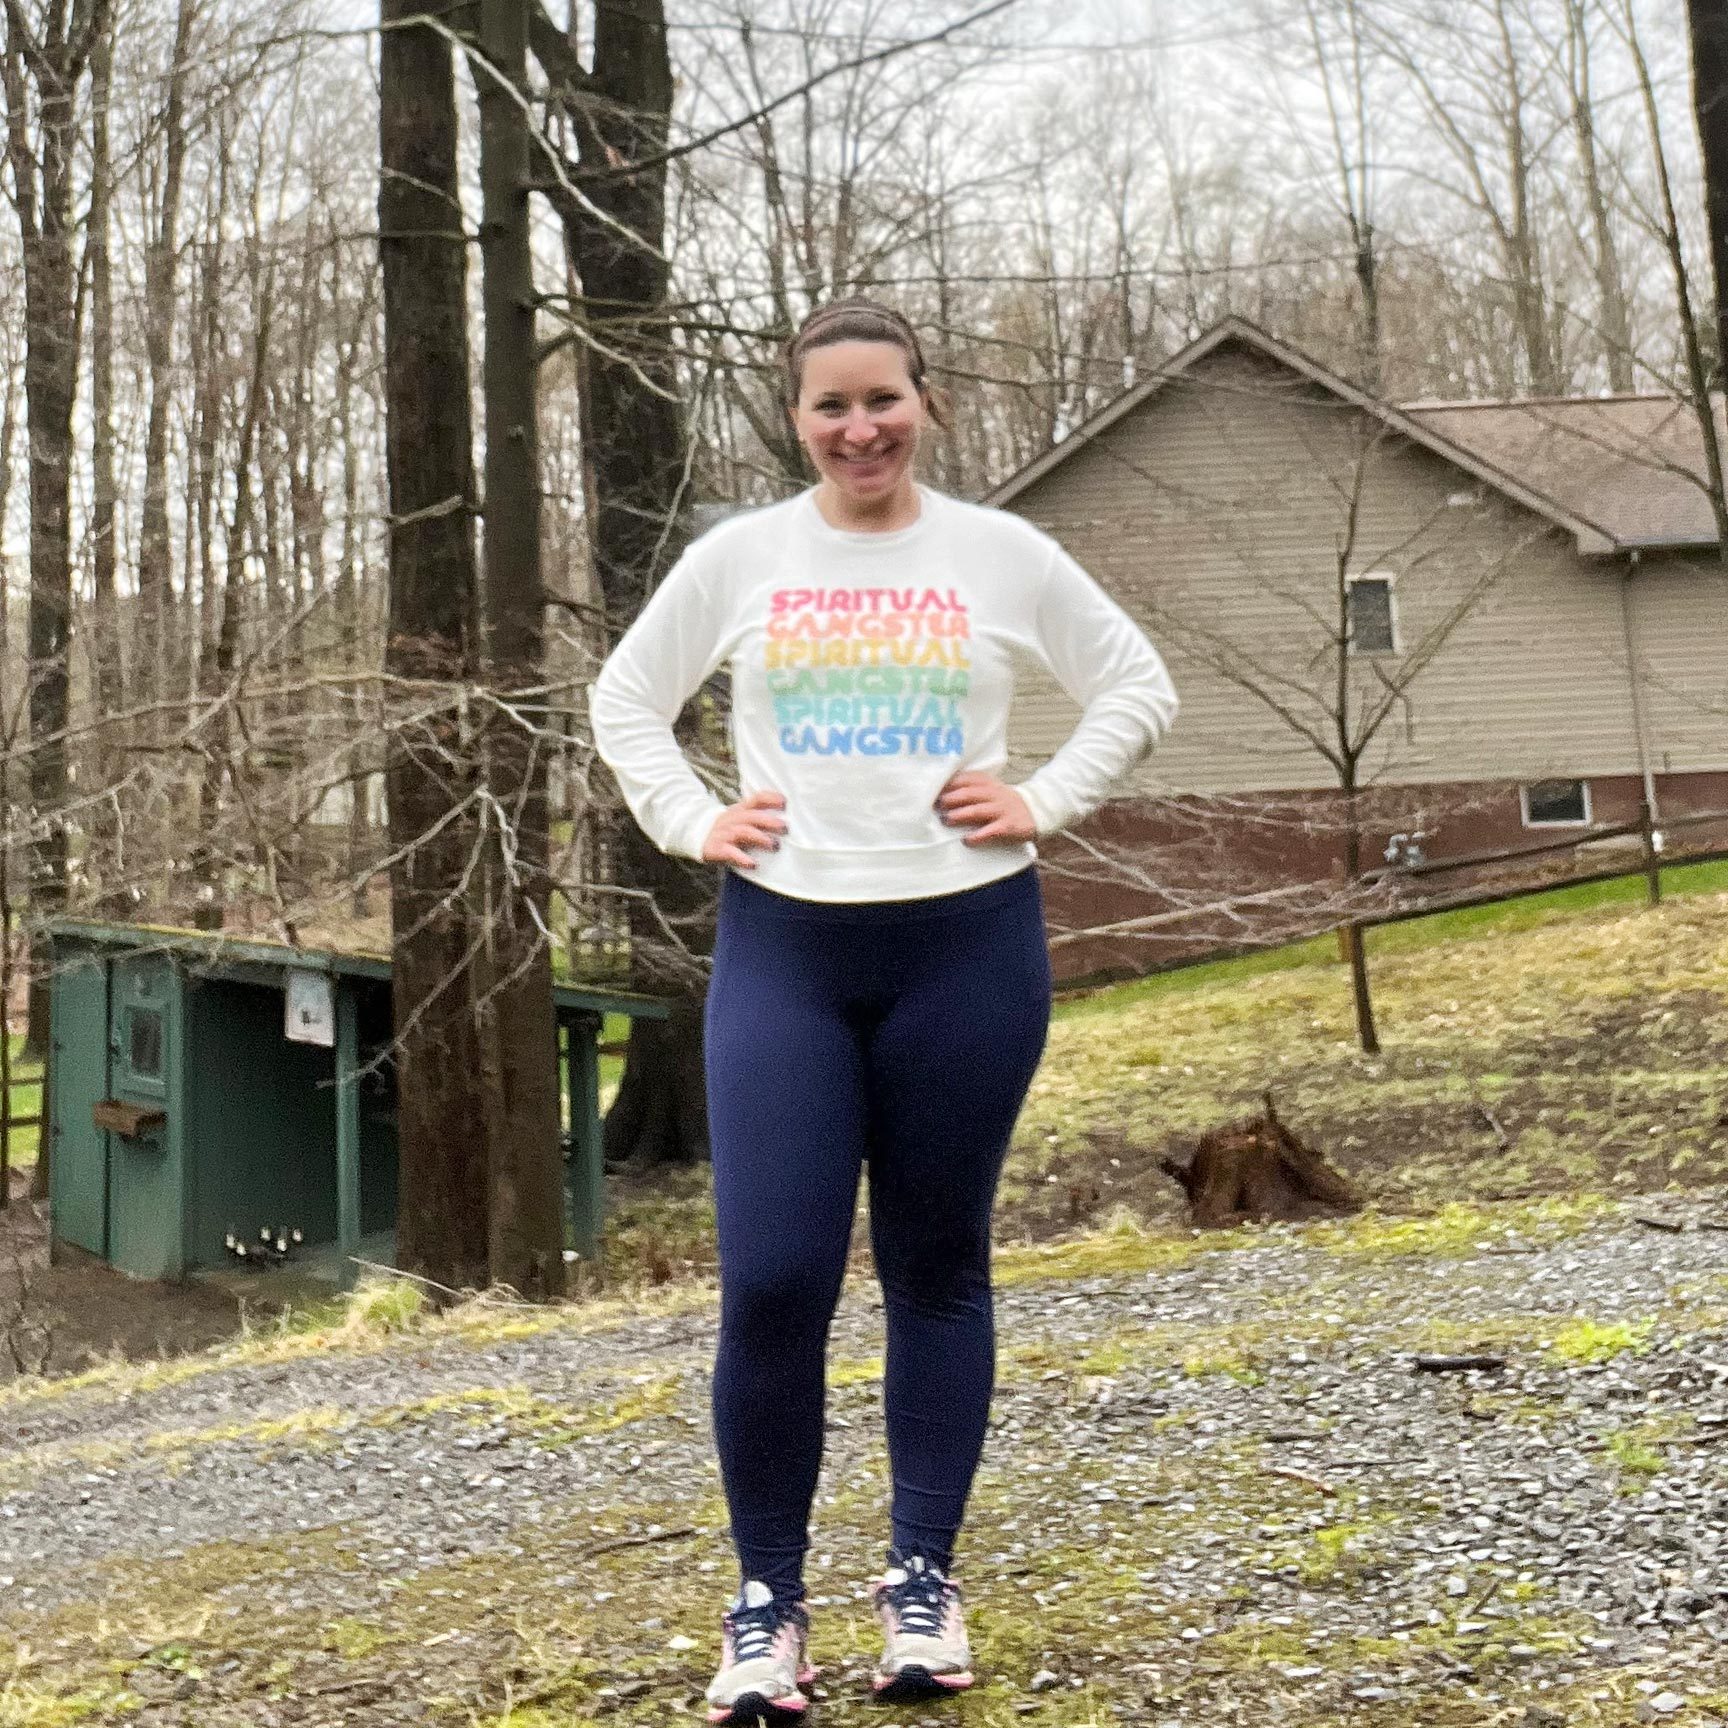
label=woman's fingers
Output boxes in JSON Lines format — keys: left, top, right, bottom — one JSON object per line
{"left": 701, "top": 792, "right": 789, "bottom": 865}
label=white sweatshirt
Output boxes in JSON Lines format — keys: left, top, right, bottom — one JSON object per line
{"left": 588, "top": 486, "right": 1178, "bottom": 903}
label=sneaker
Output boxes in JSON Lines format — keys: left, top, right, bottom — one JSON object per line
{"left": 704, "top": 1580, "right": 816, "bottom": 1724}
{"left": 870, "top": 1555, "right": 974, "bottom": 1700}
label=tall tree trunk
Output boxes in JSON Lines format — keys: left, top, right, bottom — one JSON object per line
{"left": 1629, "top": 1, "right": 1728, "bottom": 558}
{"left": 533, "top": 0, "right": 710, "bottom": 1169}
{"left": 1340, "top": 783, "right": 1379, "bottom": 1056}
{"left": 475, "top": 0, "right": 564, "bottom": 1296}
{"left": 1689, "top": 0, "right": 1728, "bottom": 381}
{"left": 193, "top": 240, "right": 274, "bottom": 930}
{"left": 1568, "top": 0, "right": 1634, "bottom": 391}
{"left": 137, "top": 0, "right": 196, "bottom": 704}
{"left": 88, "top": 15, "right": 126, "bottom": 914}
{"left": 379, "top": 0, "right": 491, "bottom": 1294}
{"left": 3, "top": 0, "right": 110, "bottom": 1079}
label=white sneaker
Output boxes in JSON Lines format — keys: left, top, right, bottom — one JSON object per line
{"left": 704, "top": 1580, "right": 815, "bottom": 1724}
{"left": 870, "top": 1556, "right": 974, "bottom": 1700}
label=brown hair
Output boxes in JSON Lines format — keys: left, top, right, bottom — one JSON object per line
{"left": 785, "top": 298, "right": 951, "bottom": 428}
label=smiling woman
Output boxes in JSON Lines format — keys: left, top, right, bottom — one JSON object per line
{"left": 587, "top": 294, "right": 1178, "bottom": 1724}
{"left": 784, "top": 301, "right": 949, "bottom": 533}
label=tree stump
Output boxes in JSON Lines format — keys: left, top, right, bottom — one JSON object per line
{"left": 1160, "top": 1094, "right": 1359, "bottom": 1228}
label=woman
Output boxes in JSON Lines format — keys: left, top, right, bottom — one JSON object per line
{"left": 589, "top": 299, "right": 1177, "bottom": 1724}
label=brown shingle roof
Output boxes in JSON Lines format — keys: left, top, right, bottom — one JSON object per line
{"left": 1399, "top": 396, "right": 1725, "bottom": 553}
{"left": 985, "top": 317, "right": 1724, "bottom": 556}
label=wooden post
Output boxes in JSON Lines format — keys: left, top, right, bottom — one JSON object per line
{"left": 334, "top": 982, "right": 362, "bottom": 1286}
{"left": 567, "top": 1010, "right": 604, "bottom": 1266}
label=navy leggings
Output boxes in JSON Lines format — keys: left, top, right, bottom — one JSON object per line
{"left": 704, "top": 865, "right": 1052, "bottom": 1604}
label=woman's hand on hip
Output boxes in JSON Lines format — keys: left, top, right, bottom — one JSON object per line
{"left": 703, "top": 790, "right": 789, "bottom": 868}
{"left": 936, "top": 771, "right": 1036, "bottom": 844}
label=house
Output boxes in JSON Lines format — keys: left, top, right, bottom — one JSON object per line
{"left": 991, "top": 318, "right": 1728, "bottom": 980}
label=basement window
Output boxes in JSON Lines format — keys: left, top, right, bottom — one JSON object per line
{"left": 1347, "top": 572, "right": 1398, "bottom": 654}
{"left": 1521, "top": 779, "right": 1591, "bottom": 828}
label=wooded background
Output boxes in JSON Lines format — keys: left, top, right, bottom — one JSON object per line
{"left": 1, "top": 0, "right": 1722, "bottom": 1290}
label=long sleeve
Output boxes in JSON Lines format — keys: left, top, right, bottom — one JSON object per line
{"left": 1014, "top": 544, "right": 1178, "bottom": 836}
{"left": 588, "top": 550, "right": 734, "bottom": 861}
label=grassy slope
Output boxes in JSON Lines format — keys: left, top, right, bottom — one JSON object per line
{"left": 602, "top": 865, "right": 1728, "bottom": 1278}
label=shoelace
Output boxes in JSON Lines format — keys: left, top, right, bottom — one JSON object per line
{"left": 886, "top": 1565, "right": 952, "bottom": 1638}
{"left": 729, "top": 1600, "right": 790, "bottom": 1663}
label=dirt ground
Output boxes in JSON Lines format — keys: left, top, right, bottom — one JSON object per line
{"left": 0, "top": 1168, "right": 261, "bottom": 1382}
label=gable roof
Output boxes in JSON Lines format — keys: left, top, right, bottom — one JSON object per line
{"left": 1401, "top": 396, "right": 1725, "bottom": 553}
{"left": 985, "top": 316, "right": 1718, "bottom": 557}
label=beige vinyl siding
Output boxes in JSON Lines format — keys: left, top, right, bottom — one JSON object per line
{"left": 1002, "top": 342, "right": 1701, "bottom": 797}
{"left": 1627, "top": 553, "right": 1728, "bottom": 775}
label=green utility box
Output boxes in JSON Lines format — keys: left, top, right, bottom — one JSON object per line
{"left": 47, "top": 921, "right": 667, "bottom": 1284}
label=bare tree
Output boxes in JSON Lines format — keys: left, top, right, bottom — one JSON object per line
{"left": 1688, "top": 0, "right": 1728, "bottom": 378}
{"left": 474, "top": 0, "right": 563, "bottom": 1296}
{"left": 2, "top": 0, "right": 113, "bottom": 1060}
{"left": 1616, "top": 0, "right": 1728, "bottom": 557}
{"left": 1560, "top": 0, "right": 1636, "bottom": 388}
{"left": 378, "top": 0, "right": 490, "bottom": 1293}
{"left": 136, "top": 0, "right": 199, "bottom": 704}
{"left": 533, "top": 0, "right": 713, "bottom": 1169}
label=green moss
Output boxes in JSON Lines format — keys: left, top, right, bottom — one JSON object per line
{"left": 1293, "top": 1519, "right": 1376, "bottom": 1584}
{"left": 994, "top": 1222, "right": 1256, "bottom": 1287}
{"left": 1179, "top": 1344, "right": 1264, "bottom": 1386}
{"left": 1201, "top": 1623, "right": 1314, "bottom": 1664}
{"left": 0, "top": 1683, "right": 144, "bottom": 1726}
{"left": 828, "top": 1355, "right": 884, "bottom": 1388}
{"left": 1314, "top": 1196, "right": 1608, "bottom": 1261}
{"left": 1551, "top": 1317, "right": 1654, "bottom": 1365}
{"left": 343, "top": 1277, "right": 428, "bottom": 1333}
{"left": 322, "top": 1617, "right": 396, "bottom": 1660}
{"left": 1605, "top": 1431, "right": 1666, "bottom": 1479}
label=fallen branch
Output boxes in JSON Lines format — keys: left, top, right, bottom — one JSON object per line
{"left": 1633, "top": 1215, "right": 1686, "bottom": 1234}
{"left": 581, "top": 1524, "right": 697, "bottom": 1560}
{"left": 1268, "top": 1465, "right": 1336, "bottom": 1494}
{"left": 1413, "top": 1354, "right": 1507, "bottom": 1374}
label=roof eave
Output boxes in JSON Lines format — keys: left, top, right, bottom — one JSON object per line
{"left": 985, "top": 317, "right": 1623, "bottom": 554}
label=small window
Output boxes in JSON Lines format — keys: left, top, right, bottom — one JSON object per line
{"left": 1521, "top": 779, "right": 1591, "bottom": 827}
{"left": 127, "top": 1007, "right": 164, "bottom": 1079}
{"left": 1347, "top": 573, "right": 1397, "bottom": 654}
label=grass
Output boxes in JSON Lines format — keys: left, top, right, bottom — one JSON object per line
{"left": 2, "top": 1031, "right": 44, "bottom": 1176}
{"left": 1, "top": 1190, "right": 1719, "bottom": 1727}
{"left": 7, "top": 870, "right": 1728, "bottom": 1726}
{"left": 1050, "top": 858, "right": 1728, "bottom": 1024}
{"left": 571, "top": 875, "right": 1728, "bottom": 1285}
{"left": 1550, "top": 1316, "right": 1654, "bottom": 1365}
{"left": 1013, "top": 876, "right": 1728, "bottom": 1236}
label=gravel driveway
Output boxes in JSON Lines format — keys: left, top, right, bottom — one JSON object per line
{"left": 3, "top": 1198, "right": 1727, "bottom": 1727}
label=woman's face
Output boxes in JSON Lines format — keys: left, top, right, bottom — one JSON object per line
{"left": 791, "top": 340, "right": 927, "bottom": 511}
